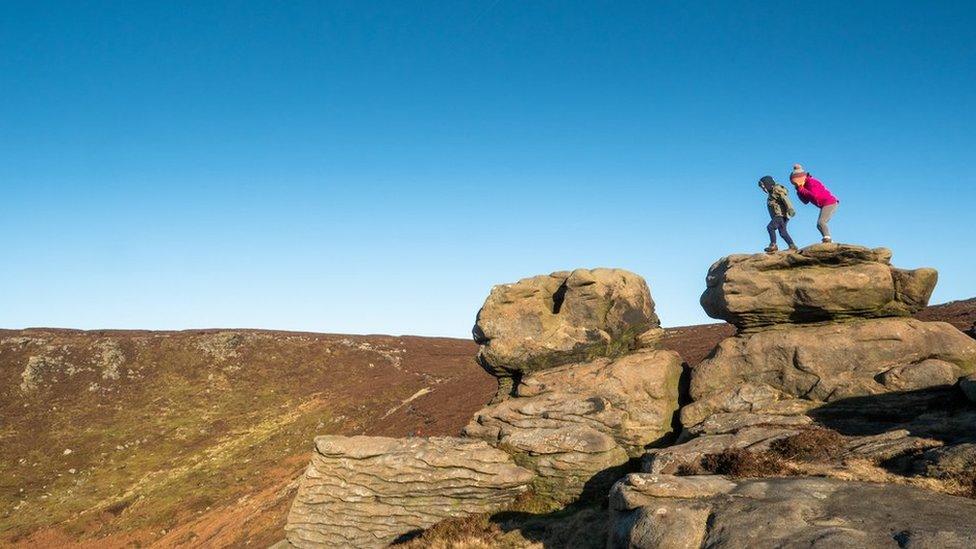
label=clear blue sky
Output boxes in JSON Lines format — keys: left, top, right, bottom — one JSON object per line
{"left": 2, "top": 1, "right": 974, "bottom": 337}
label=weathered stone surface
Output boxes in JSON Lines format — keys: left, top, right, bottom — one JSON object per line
{"left": 466, "top": 350, "right": 683, "bottom": 455}
{"left": 608, "top": 474, "right": 733, "bottom": 549}
{"left": 512, "top": 430, "right": 630, "bottom": 504}
{"left": 700, "top": 244, "right": 937, "bottom": 330}
{"left": 914, "top": 443, "right": 976, "bottom": 479}
{"left": 663, "top": 318, "right": 976, "bottom": 475}
{"left": 611, "top": 504, "right": 710, "bottom": 549}
{"left": 684, "top": 410, "right": 814, "bottom": 438}
{"left": 679, "top": 383, "right": 817, "bottom": 432}
{"left": 464, "top": 349, "right": 682, "bottom": 502}
{"left": 284, "top": 436, "right": 534, "bottom": 549}
{"left": 683, "top": 318, "right": 976, "bottom": 430}
{"left": 473, "top": 268, "right": 659, "bottom": 399}
{"left": 842, "top": 429, "right": 941, "bottom": 461}
{"left": 609, "top": 475, "right": 976, "bottom": 549}
{"left": 610, "top": 473, "right": 736, "bottom": 508}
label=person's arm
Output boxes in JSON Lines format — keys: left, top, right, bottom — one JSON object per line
{"left": 795, "top": 186, "right": 811, "bottom": 204}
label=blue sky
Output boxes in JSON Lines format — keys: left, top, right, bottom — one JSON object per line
{"left": 2, "top": 1, "right": 974, "bottom": 337}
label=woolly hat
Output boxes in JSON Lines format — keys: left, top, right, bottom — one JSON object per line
{"left": 790, "top": 163, "right": 807, "bottom": 177}
{"left": 758, "top": 175, "right": 776, "bottom": 191}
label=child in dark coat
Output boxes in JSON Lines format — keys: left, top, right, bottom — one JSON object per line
{"left": 759, "top": 175, "right": 797, "bottom": 253}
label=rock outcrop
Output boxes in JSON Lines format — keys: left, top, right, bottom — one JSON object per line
{"left": 282, "top": 267, "right": 676, "bottom": 545}
{"left": 464, "top": 348, "right": 682, "bottom": 502}
{"left": 474, "top": 268, "right": 661, "bottom": 400}
{"left": 284, "top": 436, "right": 534, "bottom": 549}
{"left": 283, "top": 254, "right": 976, "bottom": 547}
{"left": 647, "top": 244, "right": 976, "bottom": 482}
{"left": 464, "top": 268, "right": 682, "bottom": 503}
{"left": 701, "top": 244, "right": 937, "bottom": 331}
{"left": 609, "top": 474, "right": 976, "bottom": 549}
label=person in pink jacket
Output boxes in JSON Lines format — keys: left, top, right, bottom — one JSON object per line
{"left": 790, "top": 163, "right": 839, "bottom": 243}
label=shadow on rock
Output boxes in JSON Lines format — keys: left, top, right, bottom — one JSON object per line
{"left": 490, "top": 461, "right": 644, "bottom": 549}
{"left": 809, "top": 385, "right": 976, "bottom": 444}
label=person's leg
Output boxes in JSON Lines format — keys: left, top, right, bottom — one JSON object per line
{"left": 778, "top": 218, "right": 797, "bottom": 248}
{"left": 767, "top": 219, "right": 779, "bottom": 245}
{"left": 817, "top": 203, "right": 838, "bottom": 239}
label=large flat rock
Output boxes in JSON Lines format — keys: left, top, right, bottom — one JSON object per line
{"left": 700, "top": 244, "right": 937, "bottom": 330}
{"left": 284, "top": 436, "right": 534, "bottom": 549}
{"left": 464, "top": 349, "right": 683, "bottom": 503}
{"left": 473, "top": 268, "right": 660, "bottom": 400}
{"left": 609, "top": 474, "right": 976, "bottom": 548}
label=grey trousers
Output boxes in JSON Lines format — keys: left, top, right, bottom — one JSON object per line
{"left": 818, "top": 203, "right": 838, "bottom": 237}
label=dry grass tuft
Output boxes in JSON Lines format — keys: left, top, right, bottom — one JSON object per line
{"left": 397, "top": 513, "right": 501, "bottom": 548}
{"left": 769, "top": 429, "right": 847, "bottom": 461}
{"left": 700, "top": 449, "right": 789, "bottom": 477}
{"left": 676, "top": 428, "right": 849, "bottom": 479}
{"left": 395, "top": 490, "right": 607, "bottom": 548}
{"left": 677, "top": 448, "right": 790, "bottom": 478}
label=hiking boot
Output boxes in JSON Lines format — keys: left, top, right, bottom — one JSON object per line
{"left": 764, "top": 243, "right": 779, "bottom": 253}
{"left": 787, "top": 244, "right": 799, "bottom": 252}
{"left": 822, "top": 236, "right": 833, "bottom": 243}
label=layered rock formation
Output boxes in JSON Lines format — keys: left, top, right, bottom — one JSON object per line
{"left": 609, "top": 474, "right": 976, "bottom": 548}
{"left": 465, "top": 348, "right": 682, "bottom": 502}
{"left": 474, "top": 268, "right": 661, "bottom": 400}
{"left": 283, "top": 267, "right": 679, "bottom": 545}
{"left": 466, "top": 268, "right": 682, "bottom": 503}
{"left": 646, "top": 244, "right": 976, "bottom": 481}
{"left": 682, "top": 317, "right": 976, "bottom": 429}
{"left": 284, "top": 436, "right": 534, "bottom": 549}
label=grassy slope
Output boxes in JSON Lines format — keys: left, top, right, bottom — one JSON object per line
{"left": 0, "top": 330, "right": 490, "bottom": 547}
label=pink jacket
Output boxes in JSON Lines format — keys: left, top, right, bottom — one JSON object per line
{"left": 796, "top": 175, "right": 838, "bottom": 208}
